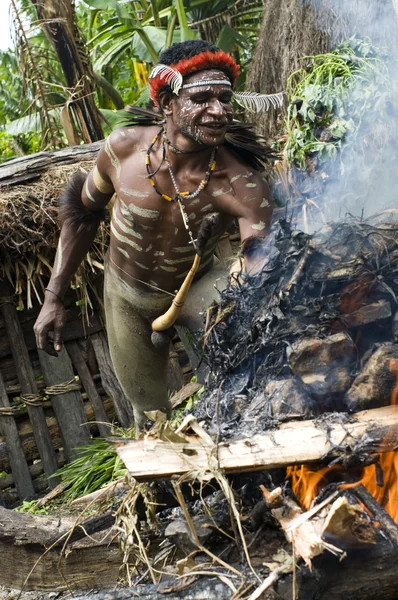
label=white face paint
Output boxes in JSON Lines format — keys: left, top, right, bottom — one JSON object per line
{"left": 243, "top": 172, "right": 253, "bottom": 179}
{"left": 230, "top": 174, "right": 242, "bottom": 183}
{"left": 251, "top": 221, "right": 266, "bottom": 231}
{"left": 212, "top": 186, "right": 232, "bottom": 197}
{"left": 55, "top": 242, "right": 63, "bottom": 276}
{"left": 114, "top": 210, "right": 143, "bottom": 240}
{"left": 111, "top": 222, "right": 143, "bottom": 251}
{"left": 116, "top": 246, "right": 130, "bottom": 258}
{"left": 135, "top": 261, "right": 150, "bottom": 270}
{"left": 105, "top": 139, "right": 121, "bottom": 179}
{"left": 246, "top": 183, "right": 257, "bottom": 188}
{"left": 120, "top": 185, "right": 150, "bottom": 199}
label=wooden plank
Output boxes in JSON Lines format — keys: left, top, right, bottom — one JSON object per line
{"left": 0, "top": 369, "right": 34, "bottom": 499}
{"left": 115, "top": 405, "right": 398, "bottom": 481}
{"left": 66, "top": 340, "right": 111, "bottom": 437}
{"left": 0, "top": 288, "right": 59, "bottom": 483}
{"left": 90, "top": 332, "right": 133, "bottom": 427}
{"left": 38, "top": 348, "right": 92, "bottom": 461}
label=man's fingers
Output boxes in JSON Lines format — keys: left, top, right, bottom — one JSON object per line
{"left": 53, "top": 322, "right": 64, "bottom": 353}
{"left": 35, "top": 326, "right": 59, "bottom": 357}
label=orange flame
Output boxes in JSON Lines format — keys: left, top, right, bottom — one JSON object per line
{"left": 288, "top": 358, "right": 398, "bottom": 522}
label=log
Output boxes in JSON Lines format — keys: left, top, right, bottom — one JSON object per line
{"left": 0, "top": 286, "right": 59, "bottom": 483}
{"left": 115, "top": 405, "right": 398, "bottom": 481}
{"left": 38, "top": 347, "right": 92, "bottom": 461}
{"left": 0, "top": 506, "right": 121, "bottom": 591}
{"left": 0, "top": 141, "right": 101, "bottom": 187}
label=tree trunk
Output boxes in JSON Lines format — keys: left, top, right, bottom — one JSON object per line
{"left": 31, "top": 0, "right": 104, "bottom": 143}
{"left": 248, "top": 0, "right": 398, "bottom": 139}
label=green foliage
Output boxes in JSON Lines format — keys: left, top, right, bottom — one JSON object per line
{"left": 55, "top": 437, "right": 129, "bottom": 501}
{"left": 285, "top": 37, "right": 389, "bottom": 169}
{"left": 15, "top": 499, "right": 49, "bottom": 515}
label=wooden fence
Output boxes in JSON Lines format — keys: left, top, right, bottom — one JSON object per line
{"left": 0, "top": 279, "right": 189, "bottom": 507}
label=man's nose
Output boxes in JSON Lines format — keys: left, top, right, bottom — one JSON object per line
{"left": 207, "top": 98, "right": 225, "bottom": 117}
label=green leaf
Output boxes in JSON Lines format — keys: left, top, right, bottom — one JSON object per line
{"left": 81, "top": 0, "right": 114, "bottom": 9}
{"left": 216, "top": 24, "right": 250, "bottom": 53}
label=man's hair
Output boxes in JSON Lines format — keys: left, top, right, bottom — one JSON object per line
{"left": 158, "top": 40, "right": 219, "bottom": 66}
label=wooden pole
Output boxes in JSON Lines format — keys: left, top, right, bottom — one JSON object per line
{"left": 0, "top": 286, "right": 59, "bottom": 483}
{"left": 0, "top": 369, "right": 34, "bottom": 499}
{"left": 66, "top": 340, "right": 111, "bottom": 437}
{"left": 38, "top": 348, "right": 92, "bottom": 461}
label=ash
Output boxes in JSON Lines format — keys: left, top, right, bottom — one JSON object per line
{"left": 195, "top": 215, "right": 398, "bottom": 439}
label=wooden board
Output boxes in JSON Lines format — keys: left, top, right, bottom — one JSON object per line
{"left": 115, "top": 405, "right": 398, "bottom": 480}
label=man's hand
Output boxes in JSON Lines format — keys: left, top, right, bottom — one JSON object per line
{"left": 34, "top": 296, "right": 67, "bottom": 357}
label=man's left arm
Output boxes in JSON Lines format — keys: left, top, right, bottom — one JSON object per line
{"left": 234, "top": 172, "right": 273, "bottom": 274}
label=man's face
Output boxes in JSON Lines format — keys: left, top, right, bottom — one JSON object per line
{"left": 171, "top": 69, "right": 234, "bottom": 146}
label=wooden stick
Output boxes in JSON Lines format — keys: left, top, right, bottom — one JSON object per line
{"left": 353, "top": 484, "right": 398, "bottom": 546}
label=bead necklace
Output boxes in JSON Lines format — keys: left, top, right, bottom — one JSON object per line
{"left": 145, "top": 127, "right": 218, "bottom": 248}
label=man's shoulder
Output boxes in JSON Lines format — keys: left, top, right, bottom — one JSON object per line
{"left": 106, "top": 125, "right": 160, "bottom": 157}
{"left": 219, "top": 146, "right": 265, "bottom": 183}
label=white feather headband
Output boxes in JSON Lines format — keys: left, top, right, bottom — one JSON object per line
{"left": 149, "top": 64, "right": 284, "bottom": 113}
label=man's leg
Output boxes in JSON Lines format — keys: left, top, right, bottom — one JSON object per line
{"left": 104, "top": 263, "right": 172, "bottom": 435}
{"left": 176, "top": 261, "right": 228, "bottom": 381}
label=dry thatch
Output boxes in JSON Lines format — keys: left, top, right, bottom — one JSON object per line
{"left": 0, "top": 156, "right": 109, "bottom": 310}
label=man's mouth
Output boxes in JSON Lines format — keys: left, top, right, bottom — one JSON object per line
{"left": 199, "top": 122, "right": 228, "bottom": 133}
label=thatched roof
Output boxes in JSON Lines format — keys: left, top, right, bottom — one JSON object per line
{"left": 0, "top": 142, "right": 108, "bottom": 309}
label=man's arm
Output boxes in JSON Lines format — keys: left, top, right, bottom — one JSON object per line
{"left": 232, "top": 171, "right": 273, "bottom": 274}
{"left": 34, "top": 143, "right": 114, "bottom": 356}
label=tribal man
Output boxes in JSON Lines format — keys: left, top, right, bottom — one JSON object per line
{"left": 34, "top": 40, "right": 275, "bottom": 435}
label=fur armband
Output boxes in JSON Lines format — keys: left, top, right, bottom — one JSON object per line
{"left": 59, "top": 171, "right": 106, "bottom": 233}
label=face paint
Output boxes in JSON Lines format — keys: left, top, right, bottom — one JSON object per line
{"left": 200, "top": 203, "right": 213, "bottom": 213}
{"left": 135, "top": 261, "right": 150, "bottom": 270}
{"left": 120, "top": 185, "right": 150, "bottom": 199}
{"left": 230, "top": 174, "right": 242, "bottom": 183}
{"left": 116, "top": 246, "right": 130, "bottom": 258}
{"left": 84, "top": 179, "right": 96, "bottom": 203}
{"left": 104, "top": 140, "right": 121, "bottom": 179}
{"left": 114, "top": 211, "right": 143, "bottom": 240}
{"left": 111, "top": 222, "right": 143, "bottom": 251}
{"left": 93, "top": 165, "right": 114, "bottom": 194}
{"left": 164, "top": 256, "right": 194, "bottom": 265}
{"left": 243, "top": 172, "right": 253, "bottom": 179}
{"left": 246, "top": 183, "right": 257, "bottom": 188}
{"left": 251, "top": 221, "right": 266, "bottom": 231}
{"left": 55, "top": 242, "right": 63, "bottom": 276}
{"left": 212, "top": 186, "right": 232, "bottom": 197}
{"left": 173, "top": 245, "right": 192, "bottom": 253}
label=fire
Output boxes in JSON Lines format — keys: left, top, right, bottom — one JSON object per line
{"left": 288, "top": 358, "right": 398, "bottom": 522}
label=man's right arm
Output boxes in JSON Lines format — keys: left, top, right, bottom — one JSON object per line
{"left": 34, "top": 143, "right": 115, "bottom": 356}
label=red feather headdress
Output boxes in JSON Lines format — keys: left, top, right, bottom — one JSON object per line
{"left": 149, "top": 50, "right": 240, "bottom": 105}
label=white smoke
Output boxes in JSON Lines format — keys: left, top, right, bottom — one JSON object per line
{"left": 285, "top": 0, "right": 398, "bottom": 231}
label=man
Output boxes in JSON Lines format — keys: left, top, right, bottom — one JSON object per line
{"left": 34, "top": 40, "right": 273, "bottom": 435}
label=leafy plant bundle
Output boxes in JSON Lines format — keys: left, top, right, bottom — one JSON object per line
{"left": 55, "top": 438, "right": 128, "bottom": 501}
{"left": 284, "top": 37, "right": 389, "bottom": 169}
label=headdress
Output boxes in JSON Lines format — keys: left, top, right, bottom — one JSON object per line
{"left": 149, "top": 49, "right": 284, "bottom": 113}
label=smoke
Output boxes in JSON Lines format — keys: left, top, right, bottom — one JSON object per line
{"left": 283, "top": 0, "right": 398, "bottom": 231}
